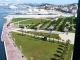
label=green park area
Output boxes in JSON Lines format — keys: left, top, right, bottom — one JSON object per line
{"left": 11, "top": 32, "right": 73, "bottom": 60}
{"left": 25, "top": 31, "right": 59, "bottom": 38}
{"left": 11, "top": 18, "right": 48, "bottom": 24}
{"left": 11, "top": 18, "right": 28, "bottom": 23}
{"left": 11, "top": 17, "right": 76, "bottom": 33}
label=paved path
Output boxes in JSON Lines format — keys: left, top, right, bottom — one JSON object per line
{"left": 2, "top": 25, "right": 27, "bottom": 60}
{"left": 9, "top": 30, "right": 59, "bottom": 41}
{"left": 2, "top": 16, "right": 27, "bottom": 60}
{"left": 9, "top": 28, "right": 75, "bottom": 44}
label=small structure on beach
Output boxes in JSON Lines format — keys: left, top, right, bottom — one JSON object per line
{"left": 34, "top": 24, "right": 42, "bottom": 30}
{"left": 48, "top": 25, "right": 54, "bottom": 31}
{"left": 20, "top": 24, "right": 28, "bottom": 31}
{"left": 66, "top": 22, "right": 70, "bottom": 25}
{"left": 20, "top": 24, "right": 28, "bottom": 28}
{"left": 20, "top": 24, "right": 28, "bottom": 35}
{"left": 64, "top": 27, "right": 69, "bottom": 35}
{"left": 55, "top": 18, "right": 59, "bottom": 21}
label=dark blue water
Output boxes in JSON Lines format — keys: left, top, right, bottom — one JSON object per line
{"left": 0, "top": 19, "right": 6, "bottom": 60}
{"left": 0, "top": 6, "right": 15, "bottom": 60}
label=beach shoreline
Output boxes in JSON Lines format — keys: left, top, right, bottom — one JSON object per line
{"left": 2, "top": 15, "right": 27, "bottom": 60}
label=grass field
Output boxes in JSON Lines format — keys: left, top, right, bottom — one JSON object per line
{"left": 19, "top": 18, "right": 47, "bottom": 24}
{"left": 11, "top": 18, "right": 29, "bottom": 23}
{"left": 26, "top": 31, "right": 59, "bottom": 38}
{"left": 11, "top": 17, "right": 76, "bottom": 33}
{"left": 11, "top": 18, "right": 48, "bottom": 24}
{"left": 11, "top": 32, "right": 73, "bottom": 60}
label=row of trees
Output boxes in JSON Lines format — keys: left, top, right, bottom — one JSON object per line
{"left": 20, "top": 30, "right": 71, "bottom": 60}
{"left": 54, "top": 18, "right": 63, "bottom": 30}
{"left": 21, "top": 30, "right": 65, "bottom": 44}
{"left": 57, "top": 17, "right": 76, "bottom": 32}
{"left": 47, "top": 20, "right": 56, "bottom": 28}
{"left": 58, "top": 18, "right": 66, "bottom": 31}
{"left": 60, "top": 40, "right": 70, "bottom": 60}
{"left": 40, "top": 20, "right": 50, "bottom": 29}
{"left": 53, "top": 40, "right": 70, "bottom": 60}
{"left": 19, "top": 17, "right": 76, "bottom": 33}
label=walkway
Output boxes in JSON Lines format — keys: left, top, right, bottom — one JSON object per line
{"left": 2, "top": 17, "right": 27, "bottom": 60}
{"left": 9, "top": 28, "right": 75, "bottom": 44}
{"left": 2, "top": 25, "right": 27, "bottom": 60}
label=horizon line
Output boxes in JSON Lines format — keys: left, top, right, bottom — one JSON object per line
{"left": 0, "top": 2, "right": 78, "bottom": 5}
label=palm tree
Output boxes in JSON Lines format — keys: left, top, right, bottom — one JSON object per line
{"left": 52, "top": 38, "right": 55, "bottom": 43}
{"left": 34, "top": 33, "right": 36, "bottom": 38}
{"left": 48, "top": 35, "right": 51, "bottom": 42}
{"left": 41, "top": 21, "right": 43, "bottom": 23}
{"left": 61, "top": 40, "right": 70, "bottom": 57}
{"left": 21, "top": 28, "right": 23, "bottom": 35}
{"left": 36, "top": 33, "right": 38, "bottom": 38}
{"left": 33, "top": 33, "right": 36, "bottom": 38}
{"left": 24, "top": 31, "right": 26, "bottom": 35}
{"left": 59, "top": 40, "right": 70, "bottom": 60}
{"left": 57, "top": 36, "right": 61, "bottom": 43}
{"left": 60, "top": 49, "right": 67, "bottom": 60}
{"left": 61, "top": 39, "right": 64, "bottom": 44}
{"left": 32, "top": 22, "right": 33, "bottom": 24}
{"left": 40, "top": 33, "right": 44, "bottom": 39}
{"left": 30, "top": 32, "right": 33, "bottom": 37}
{"left": 65, "top": 39, "right": 71, "bottom": 46}
{"left": 60, "top": 52, "right": 64, "bottom": 60}
{"left": 67, "top": 39, "right": 71, "bottom": 44}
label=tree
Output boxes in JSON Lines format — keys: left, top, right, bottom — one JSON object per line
{"left": 57, "top": 36, "right": 61, "bottom": 43}
{"left": 61, "top": 39, "right": 70, "bottom": 59}
{"left": 32, "top": 22, "right": 33, "bottom": 24}
{"left": 61, "top": 39, "right": 64, "bottom": 44}
{"left": 21, "top": 28, "right": 24, "bottom": 35}
{"left": 52, "top": 38, "right": 55, "bottom": 43}
{"left": 36, "top": 33, "right": 39, "bottom": 38}
{"left": 48, "top": 35, "right": 51, "bottom": 42}
{"left": 65, "top": 39, "right": 70, "bottom": 46}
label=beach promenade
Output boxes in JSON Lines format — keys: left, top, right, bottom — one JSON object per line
{"left": 2, "top": 17, "right": 27, "bottom": 60}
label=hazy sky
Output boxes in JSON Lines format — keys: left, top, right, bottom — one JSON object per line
{"left": 0, "top": 0, "right": 78, "bottom": 5}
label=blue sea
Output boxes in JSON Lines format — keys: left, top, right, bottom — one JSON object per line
{"left": 0, "top": 6, "right": 16, "bottom": 60}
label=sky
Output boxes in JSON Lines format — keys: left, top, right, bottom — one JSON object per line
{"left": 0, "top": 0, "right": 78, "bottom": 5}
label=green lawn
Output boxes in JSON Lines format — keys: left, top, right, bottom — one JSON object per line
{"left": 11, "top": 32, "right": 73, "bottom": 60}
{"left": 11, "top": 18, "right": 48, "bottom": 24}
{"left": 11, "top": 18, "right": 29, "bottom": 23}
{"left": 26, "top": 31, "right": 59, "bottom": 38}
{"left": 11, "top": 17, "right": 76, "bottom": 33}
{"left": 19, "top": 18, "right": 47, "bottom": 24}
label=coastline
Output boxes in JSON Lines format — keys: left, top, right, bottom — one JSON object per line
{"left": 1, "top": 24, "right": 7, "bottom": 60}
{"left": 2, "top": 15, "right": 27, "bottom": 60}
{"left": 4, "top": 14, "right": 74, "bottom": 19}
